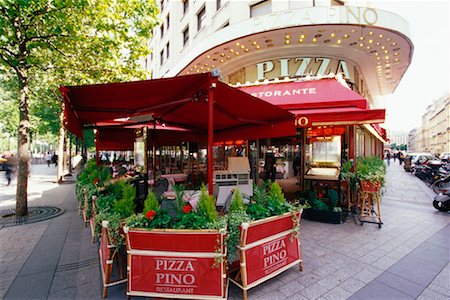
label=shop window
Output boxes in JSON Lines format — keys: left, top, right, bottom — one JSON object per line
{"left": 183, "top": 26, "right": 189, "bottom": 47}
{"left": 250, "top": 0, "right": 271, "bottom": 18}
{"left": 197, "top": 6, "right": 206, "bottom": 31}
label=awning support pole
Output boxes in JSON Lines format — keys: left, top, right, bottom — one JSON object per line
{"left": 207, "top": 76, "right": 216, "bottom": 195}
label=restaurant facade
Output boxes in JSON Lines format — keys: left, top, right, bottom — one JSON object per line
{"left": 146, "top": 0, "right": 414, "bottom": 187}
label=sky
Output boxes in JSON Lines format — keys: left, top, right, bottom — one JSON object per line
{"left": 368, "top": 0, "right": 450, "bottom": 133}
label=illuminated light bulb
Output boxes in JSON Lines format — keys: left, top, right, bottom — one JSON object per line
{"left": 252, "top": 41, "right": 257, "bottom": 45}
{"left": 384, "top": 50, "right": 388, "bottom": 53}
{"left": 369, "top": 31, "right": 374, "bottom": 35}
{"left": 351, "top": 29, "right": 356, "bottom": 33}
{"left": 256, "top": 45, "right": 260, "bottom": 49}
{"left": 226, "top": 55, "right": 230, "bottom": 59}
{"left": 240, "top": 45, "right": 245, "bottom": 49}
{"left": 220, "top": 53, "right": 225, "bottom": 57}
{"left": 359, "top": 43, "right": 364, "bottom": 47}
{"left": 211, "top": 65, "right": 215, "bottom": 68}
{"left": 381, "top": 46, "right": 385, "bottom": 49}
{"left": 285, "top": 34, "right": 290, "bottom": 39}
{"left": 366, "top": 46, "right": 371, "bottom": 49}
{"left": 385, "top": 56, "right": 389, "bottom": 59}
{"left": 359, "top": 36, "right": 364, "bottom": 40}
{"left": 285, "top": 40, "right": 290, "bottom": 44}
{"left": 394, "top": 52, "right": 399, "bottom": 56}
{"left": 331, "top": 33, "right": 335, "bottom": 37}
{"left": 343, "top": 34, "right": 349, "bottom": 38}
{"left": 235, "top": 51, "right": 239, "bottom": 55}
{"left": 386, "top": 38, "right": 391, "bottom": 42}
{"left": 312, "top": 38, "right": 317, "bottom": 42}
{"left": 337, "top": 39, "right": 341, "bottom": 44}
{"left": 376, "top": 42, "right": 380, "bottom": 46}
{"left": 368, "top": 40, "right": 373, "bottom": 43}
{"left": 206, "top": 55, "right": 211, "bottom": 59}
{"left": 236, "top": 42, "right": 240, "bottom": 46}
{"left": 230, "top": 49, "right": 234, "bottom": 52}
{"left": 300, "top": 34, "right": 305, "bottom": 39}
{"left": 395, "top": 58, "right": 399, "bottom": 62}
{"left": 187, "top": 71, "right": 190, "bottom": 74}
{"left": 220, "top": 59, "right": 224, "bottom": 63}
{"left": 392, "top": 42, "right": 397, "bottom": 46}
{"left": 299, "top": 39, "right": 303, "bottom": 43}
{"left": 194, "top": 65, "right": 197, "bottom": 68}
{"left": 245, "top": 48, "right": 249, "bottom": 52}
{"left": 378, "top": 34, "right": 383, "bottom": 38}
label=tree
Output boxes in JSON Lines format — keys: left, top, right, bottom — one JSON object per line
{"left": 0, "top": 0, "right": 159, "bottom": 216}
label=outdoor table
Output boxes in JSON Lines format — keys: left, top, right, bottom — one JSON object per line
{"left": 161, "top": 173, "right": 188, "bottom": 183}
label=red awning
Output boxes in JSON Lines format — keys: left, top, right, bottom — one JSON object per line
{"left": 238, "top": 78, "right": 385, "bottom": 127}
{"left": 290, "top": 107, "right": 385, "bottom": 126}
{"left": 238, "top": 78, "right": 368, "bottom": 110}
{"left": 60, "top": 73, "right": 295, "bottom": 141}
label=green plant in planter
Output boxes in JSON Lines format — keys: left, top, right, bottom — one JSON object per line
{"left": 226, "top": 188, "right": 250, "bottom": 263}
{"left": 340, "top": 160, "right": 354, "bottom": 181}
{"left": 112, "top": 182, "right": 136, "bottom": 219}
{"left": 355, "top": 155, "right": 386, "bottom": 185}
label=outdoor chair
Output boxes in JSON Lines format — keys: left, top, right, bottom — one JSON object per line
{"left": 152, "top": 178, "right": 169, "bottom": 201}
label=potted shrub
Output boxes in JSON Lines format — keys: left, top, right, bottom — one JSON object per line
{"left": 123, "top": 185, "right": 228, "bottom": 299}
{"left": 355, "top": 156, "right": 386, "bottom": 193}
{"left": 301, "top": 189, "right": 346, "bottom": 224}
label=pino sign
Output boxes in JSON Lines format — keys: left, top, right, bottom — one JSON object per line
{"left": 125, "top": 228, "right": 227, "bottom": 299}
{"left": 230, "top": 211, "right": 303, "bottom": 299}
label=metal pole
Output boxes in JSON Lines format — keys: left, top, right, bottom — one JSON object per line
{"left": 207, "top": 76, "right": 216, "bottom": 195}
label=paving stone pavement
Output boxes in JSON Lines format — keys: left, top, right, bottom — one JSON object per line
{"left": 0, "top": 162, "right": 449, "bottom": 299}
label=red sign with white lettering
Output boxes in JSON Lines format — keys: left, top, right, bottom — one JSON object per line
{"left": 126, "top": 229, "right": 227, "bottom": 299}
{"left": 237, "top": 211, "right": 302, "bottom": 287}
{"left": 129, "top": 255, "right": 223, "bottom": 296}
{"left": 245, "top": 234, "right": 300, "bottom": 285}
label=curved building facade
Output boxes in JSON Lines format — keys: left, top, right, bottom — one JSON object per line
{"left": 147, "top": 0, "right": 414, "bottom": 185}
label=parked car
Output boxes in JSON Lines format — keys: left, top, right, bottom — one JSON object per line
{"left": 403, "top": 152, "right": 437, "bottom": 172}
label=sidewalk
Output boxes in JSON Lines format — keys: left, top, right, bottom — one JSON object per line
{"left": 0, "top": 162, "right": 449, "bottom": 299}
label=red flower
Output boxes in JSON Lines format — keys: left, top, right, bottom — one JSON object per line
{"left": 145, "top": 210, "right": 157, "bottom": 220}
{"left": 183, "top": 204, "right": 192, "bottom": 214}
{"left": 318, "top": 193, "right": 323, "bottom": 198}
{"left": 93, "top": 178, "right": 100, "bottom": 185}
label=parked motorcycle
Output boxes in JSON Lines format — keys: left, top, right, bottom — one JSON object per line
{"left": 431, "top": 174, "right": 450, "bottom": 194}
{"left": 414, "top": 160, "right": 446, "bottom": 185}
{"left": 433, "top": 191, "right": 450, "bottom": 212}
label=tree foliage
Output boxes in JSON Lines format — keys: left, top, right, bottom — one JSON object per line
{"left": 0, "top": 0, "right": 160, "bottom": 215}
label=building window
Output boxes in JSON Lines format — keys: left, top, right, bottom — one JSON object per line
{"left": 160, "top": 50, "right": 164, "bottom": 65}
{"left": 160, "top": 0, "right": 166, "bottom": 11}
{"left": 166, "top": 42, "right": 169, "bottom": 59}
{"left": 183, "top": 26, "right": 189, "bottom": 46}
{"left": 197, "top": 6, "right": 206, "bottom": 31}
{"left": 183, "top": 0, "right": 189, "bottom": 15}
{"left": 331, "top": 0, "right": 345, "bottom": 6}
{"left": 160, "top": 24, "right": 164, "bottom": 38}
{"left": 166, "top": 15, "right": 170, "bottom": 30}
{"left": 216, "top": 0, "right": 222, "bottom": 10}
{"left": 250, "top": 0, "right": 271, "bottom": 18}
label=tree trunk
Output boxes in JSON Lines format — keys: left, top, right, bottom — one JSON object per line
{"left": 15, "top": 70, "right": 30, "bottom": 217}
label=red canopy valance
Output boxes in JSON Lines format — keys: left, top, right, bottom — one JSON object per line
{"left": 238, "top": 78, "right": 385, "bottom": 126}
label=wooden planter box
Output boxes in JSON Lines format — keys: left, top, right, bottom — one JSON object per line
{"left": 124, "top": 227, "right": 227, "bottom": 299}
{"left": 230, "top": 210, "right": 303, "bottom": 300}
{"left": 302, "top": 208, "right": 346, "bottom": 224}
{"left": 99, "top": 221, "right": 127, "bottom": 298}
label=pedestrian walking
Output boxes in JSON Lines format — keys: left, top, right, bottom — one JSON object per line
{"left": 52, "top": 153, "right": 58, "bottom": 167}
{"left": 45, "top": 152, "right": 52, "bottom": 167}
{"left": 385, "top": 151, "right": 391, "bottom": 166}
{"left": 399, "top": 152, "right": 404, "bottom": 165}
{"left": 5, "top": 154, "right": 17, "bottom": 186}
